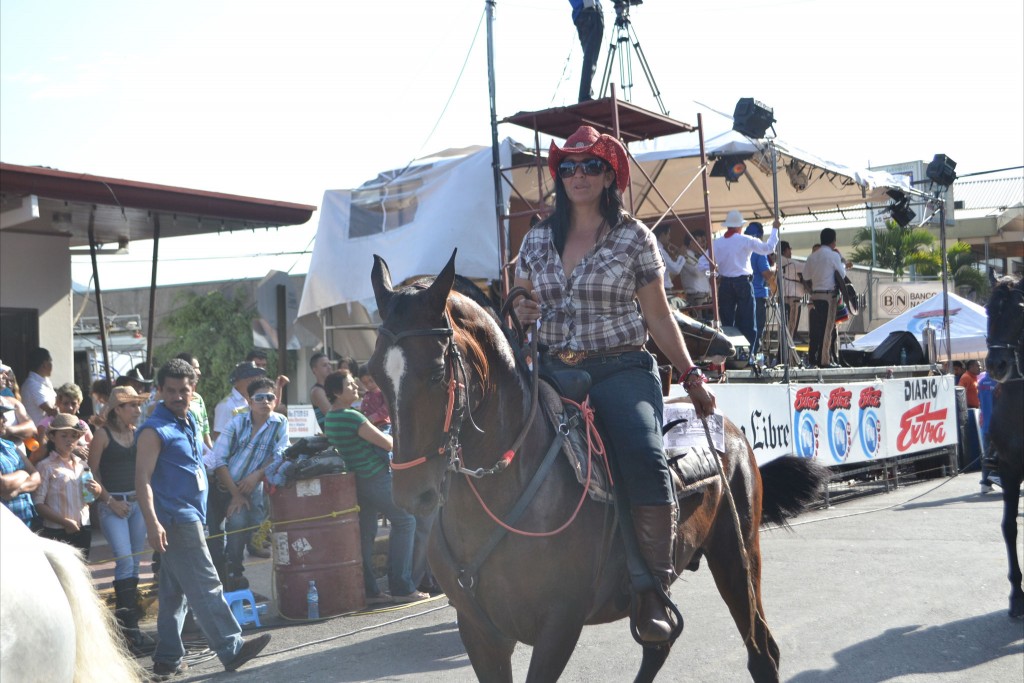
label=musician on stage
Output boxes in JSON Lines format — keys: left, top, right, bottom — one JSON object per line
{"left": 779, "top": 241, "right": 805, "bottom": 347}
{"left": 802, "top": 228, "right": 847, "bottom": 368}
{"left": 745, "top": 222, "right": 775, "bottom": 362}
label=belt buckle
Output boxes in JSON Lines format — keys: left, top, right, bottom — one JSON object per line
{"left": 555, "top": 349, "right": 585, "bottom": 366}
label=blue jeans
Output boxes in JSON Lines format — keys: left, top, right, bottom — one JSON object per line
{"left": 556, "top": 351, "right": 673, "bottom": 506}
{"left": 98, "top": 496, "right": 147, "bottom": 580}
{"left": 154, "top": 520, "right": 243, "bottom": 668}
{"left": 355, "top": 470, "right": 416, "bottom": 597}
{"left": 750, "top": 296, "right": 768, "bottom": 358}
{"left": 718, "top": 276, "right": 756, "bottom": 350}
{"left": 224, "top": 485, "right": 266, "bottom": 576}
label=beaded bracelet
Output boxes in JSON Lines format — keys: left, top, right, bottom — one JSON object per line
{"left": 680, "top": 366, "right": 706, "bottom": 391}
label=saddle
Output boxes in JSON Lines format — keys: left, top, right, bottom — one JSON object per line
{"left": 537, "top": 368, "right": 722, "bottom": 505}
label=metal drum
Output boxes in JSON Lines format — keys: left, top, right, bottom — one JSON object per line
{"left": 270, "top": 472, "right": 365, "bottom": 618}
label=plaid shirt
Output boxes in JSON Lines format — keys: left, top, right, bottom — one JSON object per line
{"left": 211, "top": 411, "right": 288, "bottom": 484}
{"left": 516, "top": 217, "right": 663, "bottom": 351}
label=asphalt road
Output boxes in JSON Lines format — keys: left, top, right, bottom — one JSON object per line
{"left": 153, "top": 473, "right": 1023, "bottom": 682}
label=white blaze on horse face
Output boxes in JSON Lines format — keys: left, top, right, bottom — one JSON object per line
{"left": 384, "top": 346, "right": 407, "bottom": 431}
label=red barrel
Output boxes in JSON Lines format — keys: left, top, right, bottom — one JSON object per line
{"left": 270, "top": 472, "right": 365, "bottom": 618}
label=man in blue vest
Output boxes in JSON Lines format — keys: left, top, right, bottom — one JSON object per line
{"left": 136, "top": 359, "right": 270, "bottom": 677}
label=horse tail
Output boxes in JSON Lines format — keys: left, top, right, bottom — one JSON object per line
{"left": 758, "top": 456, "right": 828, "bottom": 527}
{"left": 41, "top": 539, "right": 146, "bottom": 683}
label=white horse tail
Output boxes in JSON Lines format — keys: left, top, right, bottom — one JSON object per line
{"left": 41, "top": 537, "right": 147, "bottom": 683}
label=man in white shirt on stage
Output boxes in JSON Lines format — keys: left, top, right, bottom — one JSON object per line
{"left": 779, "top": 241, "right": 805, "bottom": 349}
{"left": 679, "top": 231, "right": 712, "bottom": 319}
{"left": 698, "top": 211, "right": 779, "bottom": 360}
{"left": 802, "top": 228, "right": 847, "bottom": 368}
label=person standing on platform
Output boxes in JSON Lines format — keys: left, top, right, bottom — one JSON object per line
{"left": 779, "top": 241, "right": 805, "bottom": 346}
{"left": 569, "top": 0, "right": 604, "bottom": 102}
{"left": 136, "top": 359, "right": 270, "bottom": 677}
{"left": 679, "top": 231, "right": 712, "bottom": 319}
{"left": 745, "top": 222, "right": 775, "bottom": 362}
{"left": 803, "top": 227, "right": 847, "bottom": 368}
{"left": 698, "top": 210, "right": 779, "bottom": 362}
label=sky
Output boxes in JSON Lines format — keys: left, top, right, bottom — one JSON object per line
{"left": 2, "top": 0, "right": 1022, "bottom": 291}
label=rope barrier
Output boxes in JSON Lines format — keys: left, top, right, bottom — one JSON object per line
{"left": 86, "top": 505, "right": 361, "bottom": 567}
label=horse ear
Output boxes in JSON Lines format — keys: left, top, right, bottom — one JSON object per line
{"left": 425, "top": 249, "right": 458, "bottom": 314}
{"left": 371, "top": 254, "right": 395, "bottom": 315}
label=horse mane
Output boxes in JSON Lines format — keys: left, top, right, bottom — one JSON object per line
{"left": 40, "top": 539, "right": 146, "bottom": 683}
{"left": 447, "top": 293, "right": 495, "bottom": 400}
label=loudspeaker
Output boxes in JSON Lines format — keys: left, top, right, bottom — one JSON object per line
{"left": 721, "top": 325, "right": 752, "bottom": 369}
{"left": 867, "top": 331, "right": 924, "bottom": 366}
{"left": 926, "top": 154, "right": 957, "bottom": 187}
{"left": 732, "top": 98, "right": 776, "bottom": 139}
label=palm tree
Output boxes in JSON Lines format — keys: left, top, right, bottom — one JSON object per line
{"left": 916, "top": 240, "right": 990, "bottom": 301}
{"left": 849, "top": 219, "right": 937, "bottom": 277}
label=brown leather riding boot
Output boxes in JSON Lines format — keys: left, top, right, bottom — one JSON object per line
{"left": 632, "top": 504, "right": 678, "bottom": 643}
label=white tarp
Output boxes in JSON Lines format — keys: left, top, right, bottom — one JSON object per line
{"left": 298, "top": 140, "right": 513, "bottom": 318}
{"left": 847, "top": 291, "right": 989, "bottom": 357}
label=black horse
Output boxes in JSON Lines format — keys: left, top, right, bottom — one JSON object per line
{"left": 984, "top": 275, "right": 1024, "bottom": 618}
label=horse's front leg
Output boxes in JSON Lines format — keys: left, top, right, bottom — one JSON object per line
{"left": 1001, "top": 473, "right": 1024, "bottom": 618}
{"left": 523, "top": 613, "right": 585, "bottom": 683}
{"left": 458, "top": 611, "right": 517, "bottom": 682}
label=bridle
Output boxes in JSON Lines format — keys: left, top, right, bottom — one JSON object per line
{"left": 376, "top": 307, "right": 539, "bottom": 480}
{"left": 376, "top": 314, "right": 475, "bottom": 475}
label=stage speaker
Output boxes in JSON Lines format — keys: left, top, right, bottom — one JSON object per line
{"left": 867, "top": 331, "right": 925, "bottom": 366}
{"left": 926, "top": 154, "right": 957, "bottom": 187}
{"left": 721, "top": 325, "right": 752, "bottom": 369}
{"left": 732, "top": 98, "right": 776, "bottom": 139}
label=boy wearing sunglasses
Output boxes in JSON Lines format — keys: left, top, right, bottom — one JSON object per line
{"left": 209, "top": 377, "right": 289, "bottom": 591}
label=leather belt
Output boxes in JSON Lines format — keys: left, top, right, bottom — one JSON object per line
{"left": 721, "top": 275, "right": 752, "bottom": 281}
{"left": 547, "top": 345, "right": 645, "bottom": 366}
{"left": 109, "top": 493, "right": 137, "bottom": 502}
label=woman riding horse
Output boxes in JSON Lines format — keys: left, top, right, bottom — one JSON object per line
{"left": 512, "top": 125, "right": 716, "bottom": 644}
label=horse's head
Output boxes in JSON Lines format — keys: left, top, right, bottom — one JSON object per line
{"left": 369, "top": 250, "right": 516, "bottom": 516}
{"left": 986, "top": 276, "right": 1024, "bottom": 383}
{"left": 673, "top": 311, "right": 735, "bottom": 364}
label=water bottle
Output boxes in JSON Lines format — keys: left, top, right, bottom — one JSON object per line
{"left": 307, "top": 580, "right": 319, "bottom": 620}
{"left": 899, "top": 347, "right": 908, "bottom": 366}
{"left": 81, "top": 465, "right": 96, "bottom": 504}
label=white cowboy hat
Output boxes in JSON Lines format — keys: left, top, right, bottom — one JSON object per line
{"left": 722, "top": 210, "right": 747, "bottom": 228}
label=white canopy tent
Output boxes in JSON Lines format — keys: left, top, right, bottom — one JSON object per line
{"left": 627, "top": 109, "right": 922, "bottom": 226}
{"left": 846, "top": 292, "right": 989, "bottom": 358}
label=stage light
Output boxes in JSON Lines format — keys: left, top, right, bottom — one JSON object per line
{"left": 926, "top": 154, "right": 957, "bottom": 187}
{"left": 888, "top": 198, "right": 916, "bottom": 228}
{"left": 732, "top": 98, "right": 776, "bottom": 139}
{"left": 710, "top": 155, "right": 749, "bottom": 182}
{"left": 786, "top": 160, "right": 810, "bottom": 192}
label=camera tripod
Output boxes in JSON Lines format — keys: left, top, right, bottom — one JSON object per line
{"left": 598, "top": 1, "right": 667, "bottom": 115}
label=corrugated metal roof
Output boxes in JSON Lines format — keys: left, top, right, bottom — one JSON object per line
{"left": 953, "top": 175, "right": 1024, "bottom": 211}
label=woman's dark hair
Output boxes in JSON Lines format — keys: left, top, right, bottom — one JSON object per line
{"left": 546, "top": 176, "right": 627, "bottom": 256}
{"left": 323, "top": 370, "right": 352, "bottom": 403}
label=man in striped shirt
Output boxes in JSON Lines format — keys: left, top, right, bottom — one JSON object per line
{"left": 210, "top": 377, "right": 288, "bottom": 590}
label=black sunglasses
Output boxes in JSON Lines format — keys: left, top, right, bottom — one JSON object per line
{"left": 557, "top": 158, "right": 608, "bottom": 179}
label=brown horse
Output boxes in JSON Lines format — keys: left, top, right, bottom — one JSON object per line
{"left": 984, "top": 276, "right": 1024, "bottom": 619}
{"left": 369, "top": 251, "right": 825, "bottom": 682}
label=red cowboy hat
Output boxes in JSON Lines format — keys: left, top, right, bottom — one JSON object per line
{"left": 548, "top": 125, "right": 630, "bottom": 193}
